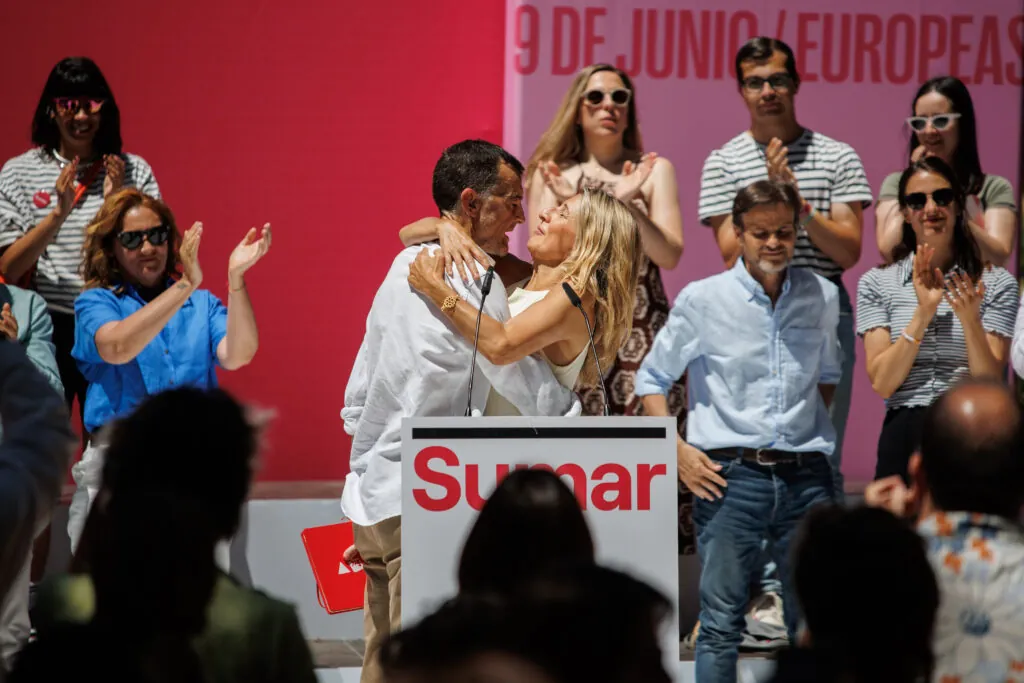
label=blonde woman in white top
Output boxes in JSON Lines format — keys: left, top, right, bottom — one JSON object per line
{"left": 407, "top": 189, "right": 641, "bottom": 412}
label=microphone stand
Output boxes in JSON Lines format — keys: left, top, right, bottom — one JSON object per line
{"left": 466, "top": 267, "right": 496, "bottom": 416}
{"left": 561, "top": 282, "right": 609, "bottom": 416}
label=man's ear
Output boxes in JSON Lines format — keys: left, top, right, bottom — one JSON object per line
{"left": 460, "top": 188, "right": 480, "bottom": 218}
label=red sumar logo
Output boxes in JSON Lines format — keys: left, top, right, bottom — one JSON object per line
{"left": 412, "top": 446, "right": 667, "bottom": 512}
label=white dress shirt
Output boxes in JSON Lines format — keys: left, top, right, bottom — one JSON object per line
{"left": 341, "top": 244, "right": 581, "bottom": 527}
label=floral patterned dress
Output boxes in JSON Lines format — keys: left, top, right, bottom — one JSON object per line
{"left": 575, "top": 171, "right": 694, "bottom": 554}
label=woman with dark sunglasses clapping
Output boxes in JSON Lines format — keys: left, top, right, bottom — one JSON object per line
{"left": 857, "top": 157, "right": 1016, "bottom": 483}
{"left": 67, "top": 189, "right": 271, "bottom": 552}
{"left": 0, "top": 57, "right": 161, "bottom": 428}
{"left": 875, "top": 77, "right": 1016, "bottom": 266}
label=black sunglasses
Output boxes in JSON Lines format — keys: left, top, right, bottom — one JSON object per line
{"left": 582, "top": 88, "right": 631, "bottom": 107}
{"left": 117, "top": 224, "right": 171, "bottom": 250}
{"left": 904, "top": 188, "right": 955, "bottom": 211}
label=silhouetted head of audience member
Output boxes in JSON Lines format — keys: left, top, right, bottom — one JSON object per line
{"left": 382, "top": 564, "right": 671, "bottom": 683}
{"left": 91, "top": 494, "right": 219, "bottom": 637}
{"left": 915, "top": 377, "right": 1024, "bottom": 520}
{"left": 458, "top": 469, "right": 595, "bottom": 594}
{"left": 783, "top": 505, "right": 938, "bottom": 683}
{"left": 102, "top": 386, "right": 260, "bottom": 537}
{"left": 73, "top": 387, "right": 264, "bottom": 572}
{"left": 32, "top": 56, "right": 123, "bottom": 156}
{"left": 431, "top": 139, "right": 525, "bottom": 258}
{"left": 12, "top": 495, "right": 213, "bottom": 683}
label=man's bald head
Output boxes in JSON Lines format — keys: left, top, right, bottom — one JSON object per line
{"left": 920, "top": 378, "right": 1024, "bottom": 519}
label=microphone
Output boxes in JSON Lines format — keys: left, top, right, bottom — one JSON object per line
{"left": 561, "top": 282, "right": 609, "bottom": 416}
{"left": 466, "top": 266, "right": 496, "bottom": 416}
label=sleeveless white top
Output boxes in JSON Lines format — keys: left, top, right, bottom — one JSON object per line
{"left": 484, "top": 284, "right": 588, "bottom": 416}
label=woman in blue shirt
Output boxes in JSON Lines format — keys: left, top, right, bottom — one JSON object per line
{"left": 68, "top": 188, "right": 271, "bottom": 551}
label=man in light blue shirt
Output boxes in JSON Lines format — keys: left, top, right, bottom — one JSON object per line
{"left": 636, "top": 179, "right": 839, "bottom": 683}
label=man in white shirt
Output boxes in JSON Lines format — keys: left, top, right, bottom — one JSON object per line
{"left": 341, "top": 139, "right": 581, "bottom": 683}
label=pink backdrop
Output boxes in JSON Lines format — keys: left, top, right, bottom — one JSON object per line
{"left": 503, "top": 0, "right": 1024, "bottom": 482}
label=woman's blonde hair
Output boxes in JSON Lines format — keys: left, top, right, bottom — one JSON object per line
{"left": 81, "top": 188, "right": 181, "bottom": 291}
{"left": 562, "top": 189, "right": 642, "bottom": 385}
{"left": 525, "top": 64, "right": 643, "bottom": 187}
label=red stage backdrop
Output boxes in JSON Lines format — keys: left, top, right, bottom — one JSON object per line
{"left": 0, "top": 0, "right": 506, "bottom": 481}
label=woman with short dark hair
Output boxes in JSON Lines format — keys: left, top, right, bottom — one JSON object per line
{"left": 0, "top": 56, "right": 161, "bottom": 422}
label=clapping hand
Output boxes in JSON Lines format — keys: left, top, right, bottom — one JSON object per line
{"left": 179, "top": 222, "right": 204, "bottom": 288}
{"left": 103, "top": 154, "right": 125, "bottom": 198}
{"left": 912, "top": 244, "right": 945, "bottom": 313}
{"left": 54, "top": 157, "right": 79, "bottom": 217}
{"left": 228, "top": 224, "right": 273, "bottom": 281}
{"left": 616, "top": 153, "right": 657, "bottom": 203}
{"left": 766, "top": 138, "right": 798, "bottom": 190}
{"left": 863, "top": 476, "right": 917, "bottom": 518}
{"left": 943, "top": 271, "right": 985, "bottom": 324}
{"left": 539, "top": 161, "right": 576, "bottom": 203}
{"left": 0, "top": 304, "right": 17, "bottom": 341}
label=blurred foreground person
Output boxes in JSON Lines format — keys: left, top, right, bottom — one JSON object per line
{"left": 32, "top": 388, "right": 316, "bottom": 683}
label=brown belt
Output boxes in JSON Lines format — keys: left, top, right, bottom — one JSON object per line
{"left": 707, "top": 448, "right": 824, "bottom": 466}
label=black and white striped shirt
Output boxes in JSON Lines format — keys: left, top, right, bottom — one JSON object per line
{"left": 698, "top": 129, "right": 873, "bottom": 278}
{"left": 856, "top": 256, "right": 1018, "bottom": 409}
{"left": 0, "top": 148, "right": 160, "bottom": 314}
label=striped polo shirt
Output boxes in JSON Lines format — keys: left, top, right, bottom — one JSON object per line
{"left": 698, "top": 129, "right": 874, "bottom": 278}
{"left": 0, "top": 148, "right": 160, "bottom": 314}
{"left": 856, "top": 255, "right": 1018, "bottom": 409}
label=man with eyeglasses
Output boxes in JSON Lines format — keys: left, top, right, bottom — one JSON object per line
{"left": 696, "top": 36, "right": 872, "bottom": 649}
{"left": 636, "top": 180, "right": 840, "bottom": 683}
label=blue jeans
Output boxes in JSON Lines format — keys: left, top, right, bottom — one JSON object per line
{"left": 694, "top": 453, "right": 834, "bottom": 683}
{"left": 759, "top": 280, "right": 854, "bottom": 594}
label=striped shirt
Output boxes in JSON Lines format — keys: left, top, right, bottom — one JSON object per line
{"left": 698, "top": 129, "right": 873, "bottom": 278}
{"left": 856, "top": 255, "right": 1018, "bottom": 409}
{"left": 0, "top": 148, "right": 160, "bottom": 314}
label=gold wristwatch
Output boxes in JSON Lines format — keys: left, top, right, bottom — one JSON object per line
{"left": 441, "top": 295, "right": 459, "bottom": 313}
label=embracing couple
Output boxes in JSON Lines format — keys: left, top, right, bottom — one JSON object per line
{"left": 340, "top": 139, "right": 642, "bottom": 683}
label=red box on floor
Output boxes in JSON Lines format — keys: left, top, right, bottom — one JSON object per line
{"left": 302, "top": 522, "right": 366, "bottom": 614}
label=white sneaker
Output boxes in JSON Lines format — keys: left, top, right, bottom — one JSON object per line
{"left": 748, "top": 591, "right": 786, "bottom": 629}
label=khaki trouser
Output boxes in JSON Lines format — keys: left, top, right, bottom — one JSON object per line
{"left": 353, "top": 516, "right": 401, "bottom": 683}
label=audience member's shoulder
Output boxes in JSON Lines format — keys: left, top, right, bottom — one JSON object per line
{"left": 31, "top": 573, "right": 95, "bottom": 634}
{"left": 805, "top": 129, "right": 859, "bottom": 155}
{"left": 1, "top": 148, "right": 47, "bottom": 176}
{"left": 857, "top": 262, "right": 894, "bottom": 291}
{"left": 75, "top": 286, "right": 119, "bottom": 308}
{"left": 707, "top": 131, "right": 753, "bottom": 159}
{"left": 982, "top": 264, "right": 1018, "bottom": 292}
{"left": 209, "top": 571, "right": 304, "bottom": 626}
{"left": 124, "top": 152, "right": 155, "bottom": 175}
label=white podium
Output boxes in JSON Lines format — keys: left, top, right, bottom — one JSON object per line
{"left": 401, "top": 416, "right": 680, "bottom": 681}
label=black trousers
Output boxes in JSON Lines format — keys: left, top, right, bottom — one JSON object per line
{"left": 875, "top": 406, "right": 928, "bottom": 483}
{"left": 49, "top": 310, "right": 88, "bottom": 432}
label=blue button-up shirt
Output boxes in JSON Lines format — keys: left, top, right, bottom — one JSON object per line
{"left": 73, "top": 282, "right": 228, "bottom": 434}
{"left": 635, "top": 259, "right": 841, "bottom": 455}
